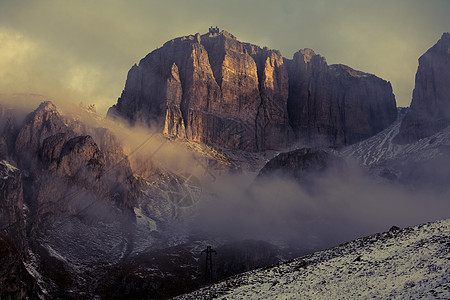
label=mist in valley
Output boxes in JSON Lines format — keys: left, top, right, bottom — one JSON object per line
{"left": 189, "top": 157, "right": 450, "bottom": 253}
{"left": 2, "top": 96, "right": 449, "bottom": 257}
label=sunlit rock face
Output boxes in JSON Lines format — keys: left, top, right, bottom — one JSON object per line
{"left": 108, "top": 31, "right": 397, "bottom": 151}
{"left": 395, "top": 33, "right": 450, "bottom": 143}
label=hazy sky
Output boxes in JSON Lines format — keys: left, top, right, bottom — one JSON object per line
{"left": 0, "top": 0, "right": 449, "bottom": 114}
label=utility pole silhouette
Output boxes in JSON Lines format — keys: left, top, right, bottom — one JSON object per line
{"left": 201, "top": 246, "right": 217, "bottom": 284}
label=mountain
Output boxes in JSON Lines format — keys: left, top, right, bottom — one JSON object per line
{"left": 108, "top": 30, "right": 397, "bottom": 151}
{"left": 395, "top": 32, "right": 450, "bottom": 143}
{"left": 0, "top": 101, "right": 288, "bottom": 298}
{"left": 0, "top": 32, "right": 448, "bottom": 299}
{"left": 286, "top": 50, "right": 397, "bottom": 146}
{"left": 175, "top": 219, "right": 450, "bottom": 299}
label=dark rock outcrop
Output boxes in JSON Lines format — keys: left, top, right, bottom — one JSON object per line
{"left": 0, "top": 160, "right": 26, "bottom": 252}
{"left": 14, "top": 101, "right": 71, "bottom": 170}
{"left": 0, "top": 234, "right": 41, "bottom": 299}
{"left": 395, "top": 33, "right": 450, "bottom": 143}
{"left": 214, "top": 240, "right": 279, "bottom": 280}
{"left": 109, "top": 30, "right": 397, "bottom": 151}
{"left": 257, "top": 148, "right": 345, "bottom": 183}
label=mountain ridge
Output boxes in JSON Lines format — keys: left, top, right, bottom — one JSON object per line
{"left": 108, "top": 30, "right": 397, "bottom": 151}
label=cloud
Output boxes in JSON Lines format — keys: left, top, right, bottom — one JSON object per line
{"left": 191, "top": 159, "right": 450, "bottom": 252}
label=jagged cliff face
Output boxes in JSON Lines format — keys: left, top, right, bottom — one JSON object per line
{"left": 11, "top": 102, "right": 136, "bottom": 233}
{"left": 109, "top": 31, "right": 294, "bottom": 151}
{"left": 0, "top": 101, "right": 144, "bottom": 296}
{"left": 0, "top": 234, "right": 40, "bottom": 299}
{"left": 1, "top": 100, "right": 221, "bottom": 297}
{"left": 0, "top": 160, "right": 26, "bottom": 253}
{"left": 395, "top": 33, "right": 450, "bottom": 143}
{"left": 108, "top": 31, "right": 397, "bottom": 151}
{"left": 286, "top": 49, "right": 397, "bottom": 146}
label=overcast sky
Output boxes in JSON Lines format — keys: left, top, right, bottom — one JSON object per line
{"left": 0, "top": 0, "right": 448, "bottom": 114}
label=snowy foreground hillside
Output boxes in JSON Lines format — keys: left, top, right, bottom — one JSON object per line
{"left": 176, "top": 219, "right": 449, "bottom": 299}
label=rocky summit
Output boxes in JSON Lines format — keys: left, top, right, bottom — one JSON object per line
{"left": 108, "top": 30, "right": 397, "bottom": 151}
{"left": 395, "top": 32, "right": 450, "bottom": 143}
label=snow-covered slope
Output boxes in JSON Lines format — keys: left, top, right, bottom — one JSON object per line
{"left": 341, "top": 115, "right": 450, "bottom": 167}
{"left": 176, "top": 219, "right": 450, "bottom": 299}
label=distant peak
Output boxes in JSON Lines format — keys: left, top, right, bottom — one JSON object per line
{"left": 298, "top": 48, "right": 319, "bottom": 63}
{"left": 36, "top": 101, "right": 57, "bottom": 112}
{"left": 300, "top": 48, "right": 316, "bottom": 56}
{"left": 437, "top": 32, "right": 450, "bottom": 46}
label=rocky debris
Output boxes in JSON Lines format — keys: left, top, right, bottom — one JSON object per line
{"left": 257, "top": 148, "right": 345, "bottom": 185}
{"left": 109, "top": 31, "right": 396, "bottom": 151}
{"left": 286, "top": 50, "right": 397, "bottom": 147}
{"left": 395, "top": 33, "right": 450, "bottom": 143}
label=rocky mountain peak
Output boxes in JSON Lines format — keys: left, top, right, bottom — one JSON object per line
{"left": 36, "top": 100, "right": 58, "bottom": 112}
{"left": 298, "top": 48, "right": 318, "bottom": 63}
{"left": 14, "top": 101, "right": 70, "bottom": 168}
{"left": 108, "top": 31, "right": 397, "bottom": 151}
{"left": 437, "top": 32, "right": 450, "bottom": 48}
{"left": 395, "top": 32, "right": 450, "bottom": 143}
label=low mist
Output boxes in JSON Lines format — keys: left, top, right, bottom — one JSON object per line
{"left": 190, "top": 159, "right": 450, "bottom": 253}
{"left": 1, "top": 96, "right": 449, "bottom": 256}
